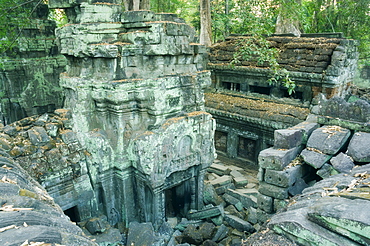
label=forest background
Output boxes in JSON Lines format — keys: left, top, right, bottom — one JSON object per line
{"left": 1, "top": 0, "right": 370, "bottom": 86}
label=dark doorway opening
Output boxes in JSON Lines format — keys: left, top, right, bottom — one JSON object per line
{"left": 215, "top": 131, "right": 228, "bottom": 153}
{"left": 165, "top": 181, "right": 191, "bottom": 218}
{"left": 222, "top": 82, "right": 240, "bottom": 91}
{"left": 238, "top": 136, "right": 257, "bottom": 161}
{"left": 64, "top": 206, "right": 80, "bottom": 222}
{"left": 249, "top": 85, "right": 270, "bottom": 95}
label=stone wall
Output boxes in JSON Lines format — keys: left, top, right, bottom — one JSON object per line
{"left": 254, "top": 96, "right": 370, "bottom": 244}
{"left": 44, "top": 0, "right": 215, "bottom": 229}
{"left": 206, "top": 34, "right": 359, "bottom": 166}
{"left": 0, "top": 2, "right": 66, "bottom": 124}
{"left": 209, "top": 34, "right": 358, "bottom": 101}
{"left": 0, "top": 144, "right": 96, "bottom": 245}
{"left": 205, "top": 92, "right": 310, "bottom": 164}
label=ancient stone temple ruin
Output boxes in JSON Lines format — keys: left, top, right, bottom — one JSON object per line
{"left": 1, "top": 0, "right": 215, "bottom": 232}
{"left": 0, "top": 2, "right": 66, "bottom": 124}
{"left": 206, "top": 34, "right": 358, "bottom": 164}
{"left": 2, "top": 1, "right": 370, "bottom": 245}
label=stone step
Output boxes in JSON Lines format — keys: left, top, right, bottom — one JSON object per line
{"left": 224, "top": 214, "right": 255, "bottom": 233}
{"left": 209, "top": 175, "right": 232, "bottom": 187}
{"left": 187, "top": 205, "right": 224, "bottom": 220}
{"left": 208, "top": 163, "right": 231, "bottom": 176}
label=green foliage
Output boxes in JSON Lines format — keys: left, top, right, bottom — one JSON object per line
{"left": 150, "top": 0, "right": 199, "bottom": 28}
{"left": 231, "top": 35, "right": 296, "bottom": 95}
{"left": 0, "top": 0, "right": 40, "bottom": 55}
{"left": 49, "top": 9, "right": 68, "bottom": 27}
{"left": 301, "top": 0, "right": 370, "bottom": 60}
{"left": 211, "top": 0, "right": 277, "bottom": 42}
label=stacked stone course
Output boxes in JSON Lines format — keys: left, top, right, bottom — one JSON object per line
{"left": 0, "top": 2, "right": 66, "bottom": 124}
{"left": 256, "top": 96, "right": 370, "bottom": 234}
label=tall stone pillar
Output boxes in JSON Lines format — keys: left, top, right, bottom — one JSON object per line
{"left": 49, "top": 0, "right": 215, "bottom": 228}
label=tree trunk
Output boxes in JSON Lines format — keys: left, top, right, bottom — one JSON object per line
{"left": 200, "top": 0, "right": 212, "bottom": 46}
{"left": 275, "top": 0, "right": 301, "bottom": 36}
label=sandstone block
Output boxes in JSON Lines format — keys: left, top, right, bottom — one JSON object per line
{"left": 347, "top": 132, "right": 370, "bottom": 162}
{"left": 222, "top": 193, "right": 243, "bottom": 211}
{"left": 247, "top": 207, "right": 258, "bottom": 224}
{"left": 257, "top": 193, "right": 274, "bottom": 213}
{"left": 330, "top": 152, "right": 354, "bottom": 173}
{"left": 269, "top": 207, "right": 359, "bottom": 246}
{"left": 307, "top": 126, "right": 351, "bottom": 155}
{"left": 264, "top": 165, "right": 302, "bottom": 188}
{"left": 289, "top": 121, "right": 319, "bottom": 144}
{"left": 307, "top": 197, "right": 370, "bottom": 245}
{"left": 187, "top": 205, "right": 224, "bottom": 220}
{"left": 209, "top": 175, "right": 232, "bottom": 187}
{"left": 28, "top": 127, "right": 51, "bottom": 146}
{"left": 259, "top": 147, "right": 301, "bottom": 171}
{"left": 258, "top": 181, "right": 289, "bottom": 199}
{"left": 226, "top": 189, "right": 258, "bottom": 208}
{"left": 288, "top": 178, "right": 309, "bottom": 196}
{"left": 301, "top": 148, "right": 331, "bottom": 169}
{"left": 208, "top": 163, "right": 231, "bottom": 176}
{"left": 274, "top": 129, "right": 303, "bottom": 149}
{"left": 212, "top": 224, "right": 228, "bottom": 242}
{"left": 127, "top": 222, "right": 160, "bottom": 246}
{"left": 316, "top": 163, "right": 339, "bottom": 179}
{"left": 224, "top": 214, "right": 255, "bottom": 233}
{"left": 273, "top": 199, "right": 289, "bottom": 213}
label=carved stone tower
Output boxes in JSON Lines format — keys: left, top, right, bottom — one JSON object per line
{"left": 48, "top": 0, "right": 215, "bottom": 228}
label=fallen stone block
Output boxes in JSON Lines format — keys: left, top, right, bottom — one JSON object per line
{"left": 209, "top": 175, "right": 232, "bottom": 187}
{"left": 274, "top": 129, "right": 303, "bottom": 149}
{"left": 127, "top": 221, "right": 161, "bottom": 246}
{"left": 225, "top": 205, "right": 244, "bottom": 219}
{"left": 211, "top": 215, "right": 223, "bottom": 226}
{"left": 203, "top": 183, "right": 220, "bottom": 206}
{"left": 214, "top": 182, "right": 235, "bottom": 195}
{"left": 273, "top": 199, "right": 289, "bottom": 213}
{"left": 187, "top": 205, "right": 224, "bottom": 220}
{"left": 289, "top": 121, "right": 319, "bottom": 144}
{"left": 233, "top": 176, "right": 249, "bottom": 188}
{"left": 222, "top": 193, "right": 243, "bottom": 211}
{"left": 212, "top": 224, "right": 229, "bottom": 242}
{"left": 330, "top": 152, "right": 354, "bottom": 173}
{"left": 264, "top": 165, "right": 302, "bottom": 188}
{"left": 28, "top": 126, "right": 51, "bottom": 146}
{"left": 288, "top": 178, "right": 309, "bottom": 196}
{"left": 85, "top": 215, "right": 110, "bottom": 234}
{"left": 258, "top": 181, "right": 289, "bottom": 199}
{"left": 226, "top": 189, "right": 258, "bottom": 208}
{"left": 306, "top": 126, "right": 351, "bottom": 155}
{"left": 257, "top": 193, "right": 274, "bottom": 213}
{"left": 300, "top": 148, "right": 331, "bottom": 169}
{"left": 259, "top": 147, "right": 301, "bottom": 171}
{"left": 256, "top": 208, "right": 272, "bottom": 224}
{"left": 307, "top": 197, "right": 370, "bottom": 245}
{"left": 316, "top": 163, "right": 339, "bottom": 179}
{"left": 229, "top": 170, "right": 249, "bottom": 188}
{"left": 347, "top": 132, "right": 370, "bottom": 162}
{"left": 247, "top": 207, "right": 258, "bottom": 224}
{"left": 181, "top": 224, "right": 204, "bottom": 245}
{"left": 208, "top": 163, "right": 231, "bottom": 176}
{"left": 224, "top": 214, "right": 255, "bottom": 233}
{"left": 269, "top": 207, "right": 360, "bottom": 246}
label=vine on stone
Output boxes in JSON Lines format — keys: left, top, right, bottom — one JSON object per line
{"left": 231, "top": 35, "right": 296, "bottom": 95}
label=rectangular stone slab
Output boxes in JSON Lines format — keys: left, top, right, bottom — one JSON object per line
{"left": 259, "top": 147, "right": 301, "bottom": 171}
{"left": 187, "top": 205, "right": 224, "bottom": 220}
{"left": 264, "top": 165, "right": 302, "bottom": 188}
